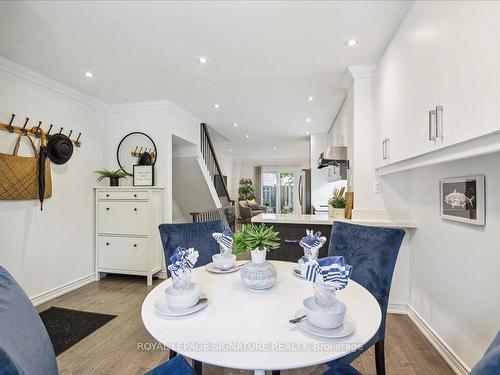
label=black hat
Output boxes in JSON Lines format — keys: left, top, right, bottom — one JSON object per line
{"left": 47, "top": 133, "right": 73, "bottom": 165}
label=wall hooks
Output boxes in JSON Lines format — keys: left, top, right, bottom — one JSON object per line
{"left": 0, "top": 112, "right": 83, "bottom": 147}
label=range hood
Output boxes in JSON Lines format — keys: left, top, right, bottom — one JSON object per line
{"left": 317, "top": 146, "right": 349, "bottom": 169}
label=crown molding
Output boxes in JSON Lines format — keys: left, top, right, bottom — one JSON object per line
{"left": 108, "top": 100, "right": 200, "bottom": 124}
{"left": 0, "top": 55, "right": 201, "bottom": 124}
{"left": 342, "top": 65, "right": 376, "bottom": 89}
{"left": 0, "top": 56, "right": 109, "bottom": 111}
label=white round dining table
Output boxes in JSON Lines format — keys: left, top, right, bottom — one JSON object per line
{"left": 142, "top": 261, "right": 381, "bottom": 375}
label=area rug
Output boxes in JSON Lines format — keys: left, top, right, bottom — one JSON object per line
{"left": 39, "top": 306, "right": 117, "bottom": 356}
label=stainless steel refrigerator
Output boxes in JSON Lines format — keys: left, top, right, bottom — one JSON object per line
{"left": 298, "top": 169, "right": 312, "bottom": 214}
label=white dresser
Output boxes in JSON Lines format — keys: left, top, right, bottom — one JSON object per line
{"left": 94, "top": 187, "right": 164, "bottom": 285}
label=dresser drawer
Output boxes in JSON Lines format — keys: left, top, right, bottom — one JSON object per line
{"left": 98, "top": 236, "right": 148, "bottom": 272}
{"left": 98, "top": 191, "right": 148, "bottom": 201}
{"left": 98, "top": 201, "right": 148, "bottom": 235}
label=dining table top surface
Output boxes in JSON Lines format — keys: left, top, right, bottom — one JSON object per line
{"left": 141, "top": 260, "right": 381, "bottom": 373}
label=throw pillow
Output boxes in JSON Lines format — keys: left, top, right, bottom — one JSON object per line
{"left": 249, "top": 204, "right": 260, "bottom": 210}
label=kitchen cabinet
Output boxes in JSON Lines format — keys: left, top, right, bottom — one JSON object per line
{"left": 263, "top": 223, "right": 331, "bottom": 262}
{"left": 374, "top": 1, "right": 500, "bottom": 168}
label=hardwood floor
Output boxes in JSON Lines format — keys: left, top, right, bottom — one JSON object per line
{"left": 37, "top": 275, "right": 454, "bottom": 375}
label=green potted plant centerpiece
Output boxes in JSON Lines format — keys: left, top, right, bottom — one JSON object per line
{"left": 233, "top": 224, "right": 280, "bottom": 289}
{"left": 94, "top": 169, "right": 127, "bottom": 186}
{"left": 328, "top": 195, "right": 347, "bottom": 219}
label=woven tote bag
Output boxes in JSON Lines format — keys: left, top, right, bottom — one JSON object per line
{"left": 0, "top": 135, "right": 52, "bottom": 200}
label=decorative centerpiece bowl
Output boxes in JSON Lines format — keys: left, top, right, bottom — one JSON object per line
{"left": 233, "top": 224, "right": 280, "bottom": 290}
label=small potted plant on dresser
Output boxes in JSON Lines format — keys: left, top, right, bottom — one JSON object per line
{"left": 233, "top": 224, "right": 280, "bottom": 290}
{"left": 328, "top": 195, "right": 347, "bottom": 219}
{"left": 94, "top": 169, "right": 127, "bottom": 186}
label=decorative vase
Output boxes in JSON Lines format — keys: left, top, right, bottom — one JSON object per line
{"left": 240, "top": 249, "right": 277, "bottom": 290}
{"left": 329, "top": 206, "right": 345, "bottom": 219}
{"left": 109, "top": 177, "right": 119, "bottom": 187}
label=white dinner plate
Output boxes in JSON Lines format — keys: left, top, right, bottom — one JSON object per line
{"left": 205, "top": 262, "right": 242, "bottom": 274}
{"left": 155, "top": 294, "right": 208, "bottom": 317}
{"left": 293, "top": 308, "right": 356, "bottom": 339}
{"left": 292, "top": 268, "right": 304, "bottom": 279}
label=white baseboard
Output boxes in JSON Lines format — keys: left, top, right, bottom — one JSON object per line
{"left": 30, "top": 274, "right": 96, "bottom": 307}
{"left": 388, "top": 302, "right": 408, "bottom": 314}
{"left": 407, "top": 305, "right": 470, "bottom": 375}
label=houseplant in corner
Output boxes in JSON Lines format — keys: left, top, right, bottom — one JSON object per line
{"left": 94, "top": 169, "right": 127, "bottom": 186}
{"left": 233, "top": 224, "right": 280, "bottom": 290}
{"left": 328, "top": 195, "right": 347, "bottom": 219}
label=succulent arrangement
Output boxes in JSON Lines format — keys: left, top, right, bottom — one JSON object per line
{"left": 233, "top": 224, "right": 280, "bottom": 255}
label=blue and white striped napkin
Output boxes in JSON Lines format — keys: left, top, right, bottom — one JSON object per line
{"left": 168, "top": 247, "right": 199, "bottom": 277}
{"left": 299, "top": 230, "right": 327, "bottom": 260}
{"left": 299, "top": 256, "right": 352, "bottom": 290}
{"left": 212, "top": 227, "right": 233, "bottom": 254}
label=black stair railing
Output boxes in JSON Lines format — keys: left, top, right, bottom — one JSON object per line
{"left": 200, "top": 123, "right": 234, "bottom": 205}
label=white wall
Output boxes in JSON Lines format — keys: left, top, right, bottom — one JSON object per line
{"left": 0, "top": 64, "right": 106, "bottom": 300}
{"left": 407, "top": 153, "right": 500, "bottom": 370}
{"left": 310, "top": 133, "right": 347, "bottom": 208}
{"left": 103, "top": 103, "right": 200, "bottom": 223}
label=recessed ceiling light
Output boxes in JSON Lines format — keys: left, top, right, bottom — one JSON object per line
{"left": 306, "top": 131, "right": 310, "bottom": 135}
{"left": 228, "top": 149, "right": 233, "bottom": 152}
{"left": 272, "top": 147, "right": 277, "bottom": 151}
{"left": 84, "top": 71, "right": 93, "bottom": 78}
{"left": 306, "top": 118, "right": 311, "bottom": 123}
{"left": 213, "top": 104, "right": 220, "bottom": 109}
{"left": 245, "top": 134, "right": 249, "bottom": 138}
{"left": 233, "top": 123, "right": 238, "bottom": 127}
{"left": 346, "top": 39, "right": 358, "bottom": 47}
{"left": 307, "top": 96, "right": 314, "bottom": 101}
{"left": 199, "top": 56, "right": 208, "bottom": 64}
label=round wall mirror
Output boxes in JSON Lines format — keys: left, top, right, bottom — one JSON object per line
{"left": 117, "top": 132, "right": 157, "bottom": 176}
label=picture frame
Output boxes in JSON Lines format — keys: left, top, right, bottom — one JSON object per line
{"left": 440, "top": 175, "right": 485, "bottom": 225}
{"left": 133, "top": 165, "right": 154, "bottom": 186}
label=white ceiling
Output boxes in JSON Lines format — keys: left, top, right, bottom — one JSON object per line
{"left": 0, "top": 1, "right": 409, "bottom": 159}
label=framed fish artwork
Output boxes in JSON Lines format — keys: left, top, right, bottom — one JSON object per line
{"left": 440, "top": 176, "right": 485, "bottom": 225}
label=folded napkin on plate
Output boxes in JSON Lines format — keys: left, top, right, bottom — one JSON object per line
{"left": 299, "top": 255, "right": 352, "bottom": 290}
{"left": 168, "top": 246, "right": 199, "bottom": 277}
{"left": 212, "top": 227, "right": 233, "bottom": 254}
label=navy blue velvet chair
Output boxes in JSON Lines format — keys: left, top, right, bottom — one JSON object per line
{"left": 326, "top": 221, "right": 405, "bottom": 375}
{"left": 158, "top": 220, "right": 224, "bottom": 277}
{"left": 0, "top": 266, "right": 58, "bottom": 375}
{"left": 469, "top": 330, "right": 500, "bottom": 375}
{"left": 145, "top": 355, "right": 197, "bottom": 375}
{"left": 323, "top": 361, "right": 362, "bottom": 375}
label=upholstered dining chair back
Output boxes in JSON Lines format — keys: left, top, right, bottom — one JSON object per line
{"left": 0, "top": 266, "right": 58, "bottom": 375}
{"left": 469, "top": 330, "right": 500, "bottom": 375}
{"left": 159, "top": 220, "right": 224, "bottom": 277}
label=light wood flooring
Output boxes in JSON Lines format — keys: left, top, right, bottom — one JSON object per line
{"left": 37, "top": 274, "right": 455, "bottom": 375}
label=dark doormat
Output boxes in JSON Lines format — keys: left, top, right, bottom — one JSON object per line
{"left": 39, "top": 306, "right": 117, "bottom": 356}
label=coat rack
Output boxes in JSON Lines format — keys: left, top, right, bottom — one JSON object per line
{"left": 0, "top": 113, "right": 82, "bottom": 147}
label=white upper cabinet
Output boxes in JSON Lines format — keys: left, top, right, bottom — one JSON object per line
{"left": 437, "top": 1, "right": 499, "bottom": 146}
{"left": 373, "top": 1, "right": 500, "bottom": 168}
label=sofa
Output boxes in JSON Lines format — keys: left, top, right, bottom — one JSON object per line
{"left": 238, "top": 199, "right": 268, "bottom": 221}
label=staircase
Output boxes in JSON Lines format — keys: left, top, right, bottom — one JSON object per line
{"left": 171, "top": 123, "right": 235, "bottom": 228}
{"left": 192, "top": 123, "right": 235, "bottom": 228}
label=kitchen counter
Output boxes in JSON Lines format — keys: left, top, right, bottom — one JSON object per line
{"left": 252, "top": 213, "right": 417, "bottom": 229}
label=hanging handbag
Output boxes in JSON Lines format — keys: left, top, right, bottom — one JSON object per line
{"left": 0, "top": 134, "right": 52, "bottom": 201}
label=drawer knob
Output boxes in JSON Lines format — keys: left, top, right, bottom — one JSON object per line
{"left": 106, "top": 207, "right": 110, "bottom": 211}
{"left": 134, "top": 194, "right": 137, "bottom": 198}
{"left": 106, "top": 242, "right": 110, "bottom": 246}
{"left": 133, "top": 244, "right": 137, "bottom": 247}
{"left": 106, "top": 194, "right": 109, "bottom": 197}
{"left": 134, "top": 208, "right": 138, "bottom": 211}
